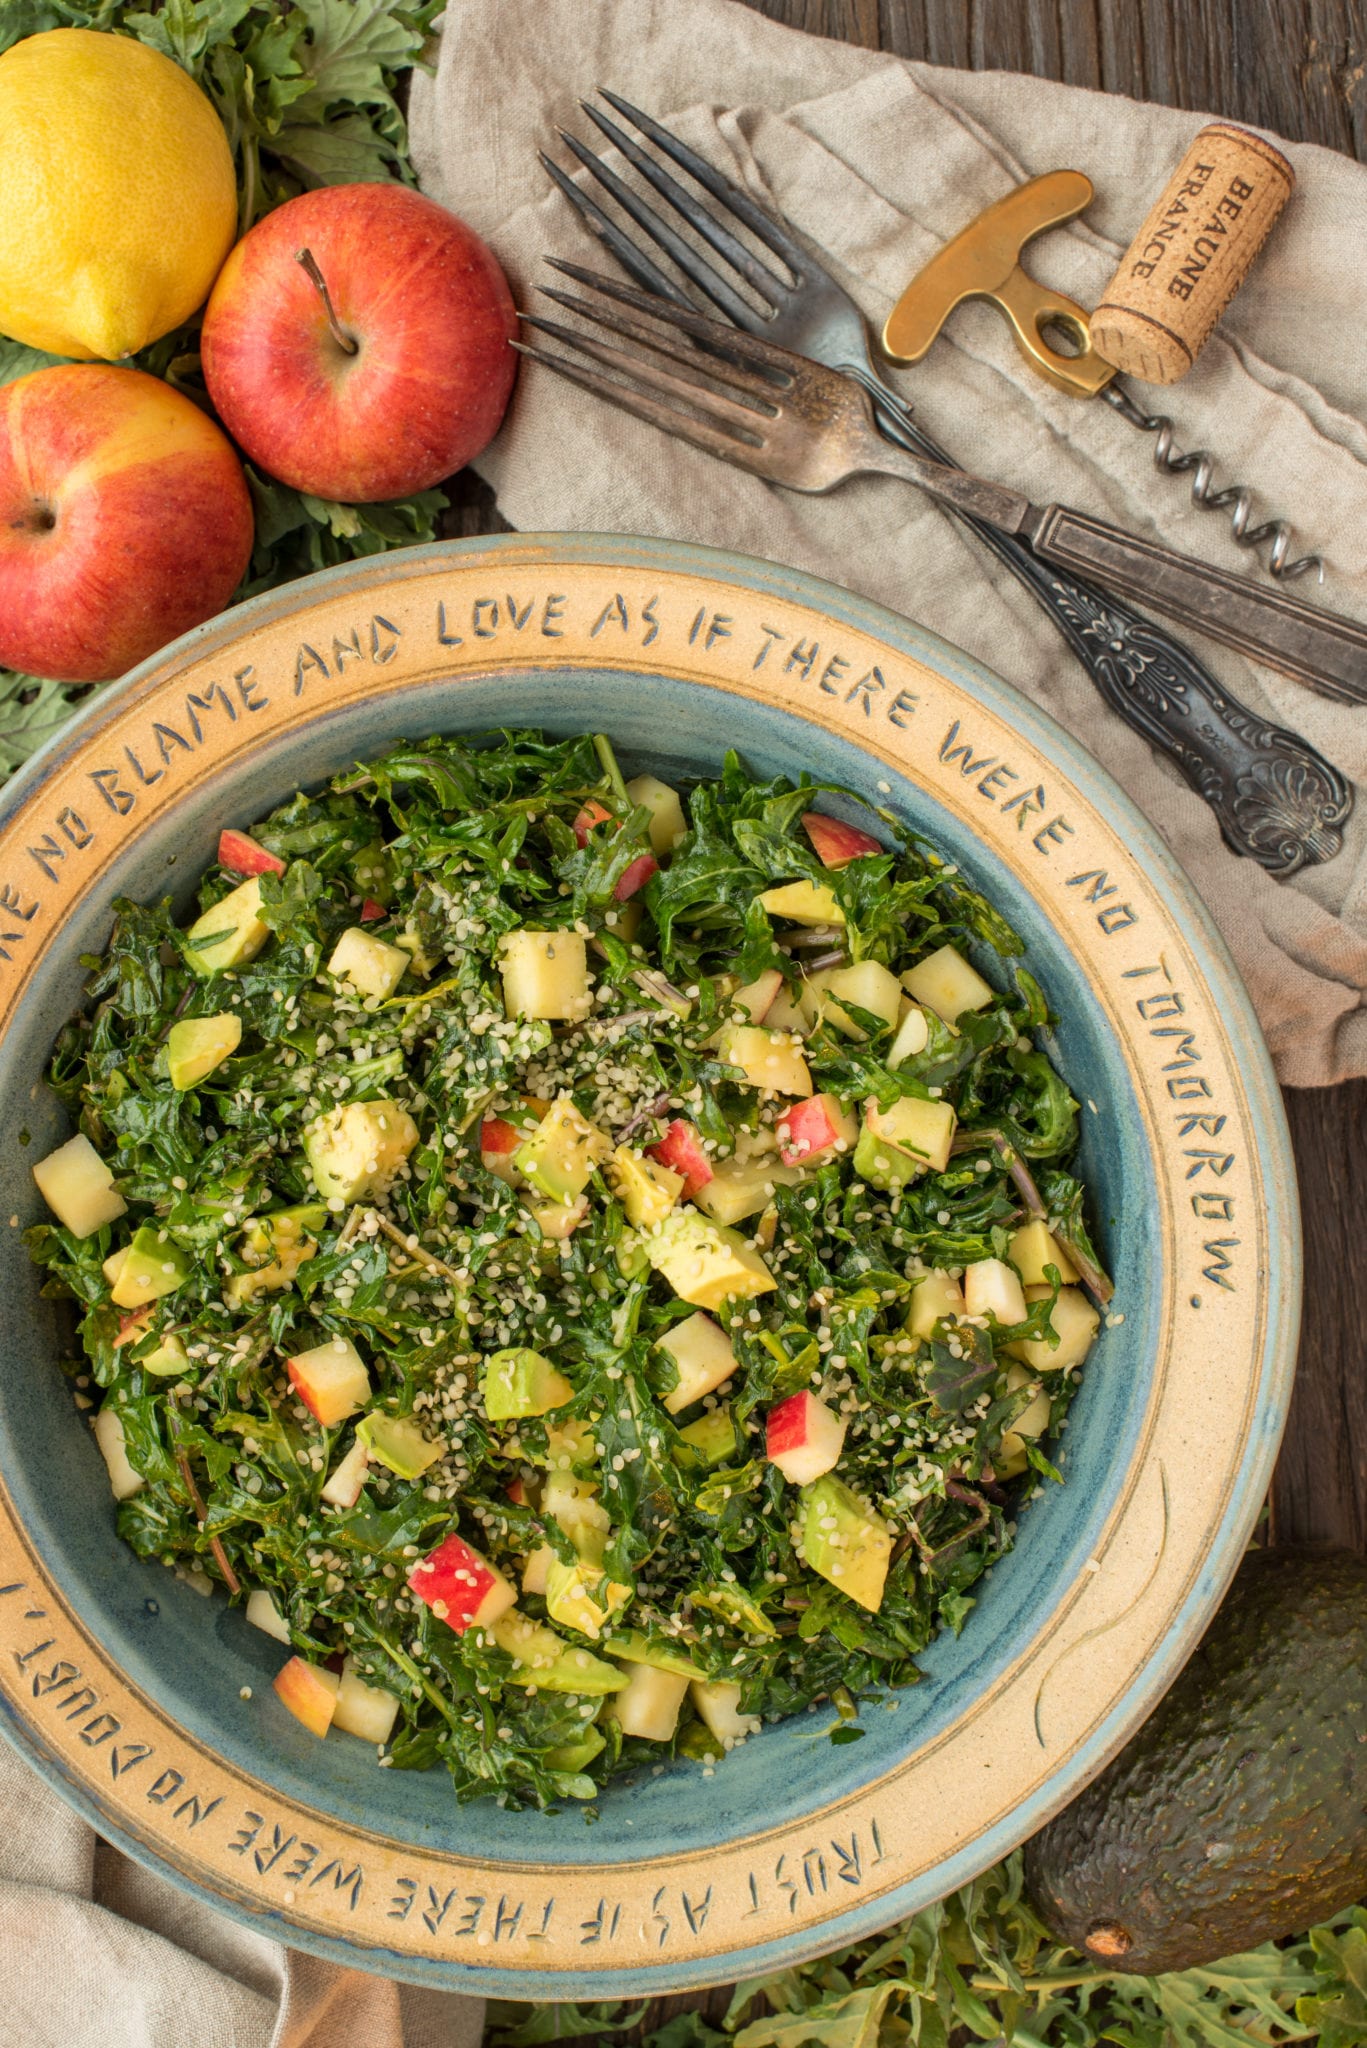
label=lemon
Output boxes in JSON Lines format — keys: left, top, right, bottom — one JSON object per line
{"left": 0, "top": 29, "right": 238, "bottom": 360}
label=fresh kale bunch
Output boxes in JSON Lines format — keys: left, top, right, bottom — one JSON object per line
{"left": 0, "top": 0, "right": 448, "bottom": 774}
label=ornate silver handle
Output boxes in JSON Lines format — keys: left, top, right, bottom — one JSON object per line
{"left": 859, "top": 380, "right": 1353, "bottom": 876}
{"left": 1024, "top": 501, "right": 1367, "bottom": 707}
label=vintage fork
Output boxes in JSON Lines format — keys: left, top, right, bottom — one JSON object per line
{"left": 541, "top": 96, "right": 1351, "bottom": 876}
{"left": 520, "top": 271, "right": 1367, "bottom": 707}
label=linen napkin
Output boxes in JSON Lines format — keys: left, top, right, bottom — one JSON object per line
{"left": 411, "top": 0, "right": 1367, "bottom": 1089}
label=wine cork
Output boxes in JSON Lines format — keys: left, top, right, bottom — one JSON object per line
{"left": 1090, "top": 124, "right": 1293, "bottom": 385}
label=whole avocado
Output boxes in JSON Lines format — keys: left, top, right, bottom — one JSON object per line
{"left": 1024, "top": 1547, "right": 1367, "bottom": 1974}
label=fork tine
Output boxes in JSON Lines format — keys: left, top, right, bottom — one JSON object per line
{"left": 597, "top": 89, "right": 812, "bottom": 276}
{"left": 579, "top": 100, "right": 786, "bottom": 306}
{"left": 536, "top": 285, "right": 782, "bottom": 401}
{"left": 540, "top": 262, "right": 802, "bottom": 382}
{"left": 538, "top": 151, "right": 688, "bottom": 306}
{"left": 511, "top": 333, "right": 770, "bottom": 471}
{"left": 555, "top": 129, "right": 758, "bottom": 330}
{"left": 519, "top": 311, "right": 771, "bottom": 436}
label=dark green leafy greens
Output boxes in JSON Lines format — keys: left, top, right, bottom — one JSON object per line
{"left": 29, "top": 732, "right": 1107, "bottom": 1811}
{"left": 0, "top": 0, "right": 448, "bottom": 772}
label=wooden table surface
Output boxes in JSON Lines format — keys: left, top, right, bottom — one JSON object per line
{"left": 473, "top": 5, "right": 1365, "bottom": 2026}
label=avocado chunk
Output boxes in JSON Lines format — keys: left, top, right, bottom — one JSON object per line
{"left": 514, "top": 1097, "right": 609, "bottom": 1204}
{"left": 1025, "top": 1548, "right": 1367, "bottom": 1974}
{"left": 303, "top": 1098, "right": 419, "bottom": 1204}
{"left": 482, "top": 1346, "right": 574, "bottom": 1421}
{"left": 607, "top": 1145, "right": 682, "bottom": 1230}
{"left": 184, "top": 877, "right": 271, "bottom": 975}
{"left": 356, "top": 1412, "right": 443, "bottom": 1478}
{"left": 800, "top": 1474, "right": 893, "bottom": 1614}
{"left": 644, "top": 1212, "right": 776, "bottom": 1312}
{"left": 167, "top": 1013, "right": 242, "bottom": 1090}
{"left": 109, "top": 1226, "right": 191, "bottom": 1309}
{"left": 602, "top": 1628, "right": 707, "bottom": 1680}
{"left": 758, "top": 879, "right": 843, "bottom": 926}
{"left": 544, "top": 1726, "right": 606, "bottom": 1772}
{"left": 544, "top": 1557, "right": 633, "bottom": 1639}
{"left": 490, "top": 1611, "right": 626, "bottom": 1695}
{"left": 677, "top": 1405, "right": 737, "bottom": 1466}
{"left": 225, "top": 1204, "right": 325, "bottom": 1305}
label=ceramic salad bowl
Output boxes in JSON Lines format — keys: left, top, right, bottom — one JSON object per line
{"left": 0, "top": 533, "right": 1297, "bottom": 1996}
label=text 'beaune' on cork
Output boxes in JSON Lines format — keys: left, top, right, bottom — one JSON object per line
{"left": 1089, "top": 123, "right": 1293, "bottom": 386}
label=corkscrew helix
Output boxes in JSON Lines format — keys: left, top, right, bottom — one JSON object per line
{"left": 881, "top": 170, "right": 1322, "bottom": 584}
{"left": 1100, "top": 381, "right": 1321, "bottom": 581}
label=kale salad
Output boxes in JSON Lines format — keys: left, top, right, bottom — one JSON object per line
{"left": 26, "top": 730, "right": 1110, "bottom": 1811}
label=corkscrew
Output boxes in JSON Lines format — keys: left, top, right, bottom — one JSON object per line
{"left": 882, "top": 170, "right": 1321, "bottom": 582}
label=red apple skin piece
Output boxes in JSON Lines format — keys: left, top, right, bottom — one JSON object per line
{"left": 614, "top": 852, "right": 659, "bottom": 902}
{"left": 480, "top": 1117, "right": 521, "bottom": 1156}
{"left": 573, "top": 799, "right": 613, "bottom": 847}
{"left": 505, "top": 1476, "right": 527, "bottom": 1506}
{"left": 776, "top": 1093, "right": 857, "bottom": 1167}
{"left": 0, "top": 365, "right": 254, "bottom": 684}
{"left": 765, "top": 1389, "right": 846, "bottom": 1484}
{"left": 359, "top": 898, "right": 386, "bottom": 923}
{"left": 201, "top": 184, "right": 518, "bottom": 504}
{"left": 407, "top": 1531, "right": 517, "bottom": 1634}
{"left": 648, "top": 1119, "right": 714, "bottom": 1199}
{"left": 272, "top": 1655, "right": 338, "bottom": 1739}
{"left": 218, "top": 828, "right": 286, "bottom": 878}
{"left": 801, "top": 811, "right": 884, "bottom": 868}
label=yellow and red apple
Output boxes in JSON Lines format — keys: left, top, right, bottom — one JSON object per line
{"left": 407, "top": 1530, "right": 517, "bottom": 1634}
{"left": 766, "top": 1389, "right": 846, "bottom": 1485}
{"left": 0, "top": 363, "right": 254, "bottom": 683}
{"left": 201, "top": 183, "right": 517, "bottom": 503}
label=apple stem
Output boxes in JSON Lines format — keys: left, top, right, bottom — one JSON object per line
{"left": 295, "top": 246, "right": 358, "bottom": 356}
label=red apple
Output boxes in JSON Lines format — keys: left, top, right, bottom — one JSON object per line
{"left": 648, "top": 1119, "right": 713, "bottom": 1199}
{"left": 766, "top": 1389, "right": 846, "bottom": 1485}
{"left": 201, "top": 184, "right": 517, "bottom": 503}
{"left": 776, "top": 1093, "right": 858, "bottom": 1166}
{"left": 218, "top": 828, "right": 285, "bottom": 878}
{"left": 573, "top": 799, "right": 613, "bottom": 846}
{"left": 407, "top": 1531, "right": 517, "bottom": 1633}
{"left": 729, "top": 968, "right": 783, "bottom": 1022}
{"left": 0, "top": 364, "right": 253, "bottom": 683}
{"left": 286, "top": 1337, "right": 371, "bottom": 1428}
{"left": 359, "top": 898, "right": 386, "bottom": 923}
{"left": 505, "top": 1476, "right": 528, "bottom": 1506}
{"left": 802, "top": 811, "right": 884, "bottom": 868}
{"left": 480, "top": 1117, "right": 521, "bottom": 1156}
{"left": 273, "top": 1655, "right": 340, "bottom": 1738}
{"left": 614, "top": 852, "right": 658, "bottom": 901}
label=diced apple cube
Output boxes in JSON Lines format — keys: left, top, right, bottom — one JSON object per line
{"left": 906, "top": 1270, "right": 967, "bottom": 1341}
{"left": 245, "top": 1587, "right": 291, "bottom": 1643}
{"left": 573, "top": 798, "right": 613, "bottom": 845}
{"left": 764, "top": 985, "right": 809, "bottom": 1035}
{"left": 776, "top": 1094, "right": 857, "bottom": 1166}
{"left": 801, "top": 811, "right": 883, "bottom": 867}
{"left": 766, "top": 1389, "right": 845, "bottom": 1485}
{"left": 645, "top": 1213, "right": 776, "bottom": 1312}
{"left": 272, "top": 1656, "right": 339, "bottom": 1739}
{"left": 999, "top": 1361, "right": 1053, "bottom": 1465}
{"left": 499, "top": 929, "right": 591, "bottom": 1021}
{"left": 656, "top": 1310, "right": 738, "bottom": 1414}
{"left": 407, "top": 1531, "right": 517, "bottom": 1634}
{"left": 901, "top": 944, "right": 995, "bottom": 1024}
{"left": 758, "top": 880, "right": 843, "bottom": 926}
{"left": 626, "top": 773, "right": 687, "bottom": 857}
{"left": 303, "top": 1098, "right": 419, "bottom": 1204}
{"left": 333, "top": 1658, "right": 401, "bottom": 1744}
{"left": 225, "top": 1204, "right": 323, "bottom": 1305}
{"left": 327, "top": 926, "right": 410, "bottom": 1000}
{"left": 32, "top": 1132, "right": 126, "bottom": 1238}
{"left": 1009, "top": 1219, "right": 1079, "bottom": 1286}
{"left": 218, "top": 828, "right": 284, "bottom": 877}
{"left": 608, "top": 1146, "right": 683, "bottom": 1230}
{"left": 854, "top": 1096, "right": 957, "bottom": 1188}
{"left": 614, "top": 852, "right": 658, "bottom": 901}
{"left": 718, "top": 1024, "right": 813, "bottom": 1098}
{"left": 184, "top": 877, "right": 271, "bottom": 975}
{"left": 1009, "top": 1285, "right": 1101, "bottom": 1374}
{"left": 521, "top": 1544, "right": 556, "bottom": 1595}
{"left": 320, "top": 1436, "right": 369, "bottom": 1509}
{"left": 286, "top": 1336, "right": 370, "bottom": 1427}
{"left": 727, "top": 968, "right": 783, "bottom": 1022}
{"left": 611, "top": 1661, "right": 690, "bottom": 1741}
{"left": 647, "top": 1120, "right": 713, "bottom": 1198}
{"left": 801, "top": 961, "right": 902, "bottom": 1040}
{"left": 963, "top": 1257, "right": 1027, "bottom": 1327}
{"left": 93, "top": 1405, "right": 143, "bottom": 1500}
{"left": 167, "top": 1013, "right": 242, "bottom": 1090}
{"left": 689, "top": 1678, "right": 760, "bottom": 1746}
{"left": 887, "top": 1004, "right": 930, "bottom": 1068}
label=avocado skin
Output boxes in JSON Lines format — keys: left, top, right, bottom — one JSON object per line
{"left": 1024, "top": 1548, "right": 1367, "bottom": 1974}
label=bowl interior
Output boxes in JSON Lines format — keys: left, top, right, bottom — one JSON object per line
{"left": 0, "top": 661, "right": 1157, "bottom": 1869}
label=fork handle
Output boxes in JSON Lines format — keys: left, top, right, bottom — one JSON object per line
{"left": 1024, "top": 501, "right": 1367, "bottom": 707}
{"left": 853, "top": 376, "right": 1352, "bottom": 876}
